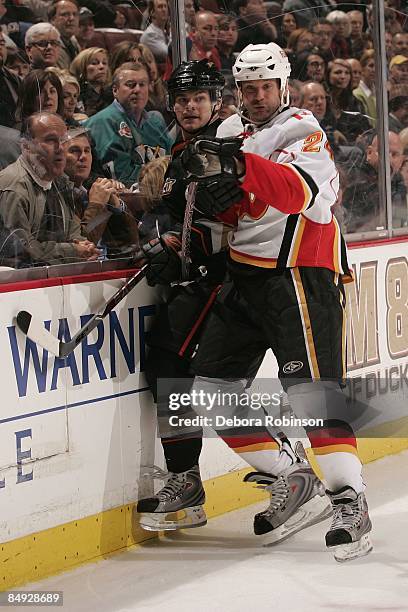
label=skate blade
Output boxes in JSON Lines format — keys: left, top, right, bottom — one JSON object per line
{"left": 332, "top": 534, "right": 373, "bottom": 563}
{"left": 139, "top": 506, "right": 207, "bottom": 532}
{"left": 263, "top": 495, "right": 332, "bottom": 547}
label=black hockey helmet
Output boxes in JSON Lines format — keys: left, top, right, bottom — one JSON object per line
{"left": 166, "top": 59, "right": 225, "bottom": 108}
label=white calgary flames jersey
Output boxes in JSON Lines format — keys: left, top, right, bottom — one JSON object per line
{"left": 216, "top": 108, "right": 350, "bottom": 276}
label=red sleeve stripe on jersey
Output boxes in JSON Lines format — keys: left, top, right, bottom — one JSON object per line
{"left": 242, "top": 153, "right": 314, "bottom": 214}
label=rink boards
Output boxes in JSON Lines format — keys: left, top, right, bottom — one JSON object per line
{"left": 0, "top": 239, "right": 407, "bottom": 589}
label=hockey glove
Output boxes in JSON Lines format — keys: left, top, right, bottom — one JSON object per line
{"left": 181, "top": 136, "right": 245, "bottom": 180}
{"left": 142, "top": 231, "right": 182, "bottom": 286}
{"left": 195, "top": 177, "right": 243, "bottom": 216}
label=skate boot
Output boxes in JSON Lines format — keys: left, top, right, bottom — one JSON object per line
{"left": 325, "top": 486, "right": 373, "bottom": 562}
{"left": 244, "top": 462, "right": 332, "bottom": 545}
{"left": 137, "top": 465, "right": 207, "bottom": 531}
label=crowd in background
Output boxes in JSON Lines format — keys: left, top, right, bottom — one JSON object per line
{"left": 0, "top": 0, "right": 407, "bottom": 268}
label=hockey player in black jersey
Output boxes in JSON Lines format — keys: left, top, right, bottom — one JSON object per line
{"left": 137, "top": 59, "right": 241, "bottom": 530}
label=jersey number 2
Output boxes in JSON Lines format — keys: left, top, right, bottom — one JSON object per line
{"left": 302, "top": 131, "right": 323, "bottom": 153}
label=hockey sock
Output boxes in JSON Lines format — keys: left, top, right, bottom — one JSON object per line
{"left": 311, "top": 451, "right": 364, "bottom": 493}
{"left": 307, "top": 423, "right": 364, "bottom": 493}
{"left": 162, "top": 436, "right": 203, "bottom": 473}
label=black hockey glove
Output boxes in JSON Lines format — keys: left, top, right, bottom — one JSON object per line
{"left": 195, "top": 177, "right": 244, "bottom": 216}
{"left": 142, "top": 231, "right": 181, "bottom": 286}
{"left": 180, "top": 136, "right": 245, "bottom": 180}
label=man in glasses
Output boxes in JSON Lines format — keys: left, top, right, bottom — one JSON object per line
{"left": 25, "top": 23, "right": 62, "bottom": 69}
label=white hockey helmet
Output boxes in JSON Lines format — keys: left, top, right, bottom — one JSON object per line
{"left": 233, "top": 43, "right": 291, "bottom": 111}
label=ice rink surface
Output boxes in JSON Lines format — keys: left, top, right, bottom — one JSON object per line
{"left": 15, "top": 452, "right": 408, "bottom": 612}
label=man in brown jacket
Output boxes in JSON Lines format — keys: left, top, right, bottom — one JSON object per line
{"left": 0, "top": 112, "right": 99, "bottom": 266}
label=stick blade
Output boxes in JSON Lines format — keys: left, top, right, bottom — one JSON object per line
{"left": 16, "top": 310, "right": 61, "bottom": 357}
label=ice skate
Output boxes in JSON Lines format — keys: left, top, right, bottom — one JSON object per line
{"left": 325, "top": 486, "right": 373, "bottom": 562}
{"left": 244, "top": 462, "right": 332, "bottom": 545}
{"left": 137, "top": 465, "right": 207, "bottom": 531}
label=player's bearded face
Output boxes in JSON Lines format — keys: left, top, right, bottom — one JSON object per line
{"left": 241, "top": 78, "right": 281, "bottom": 123}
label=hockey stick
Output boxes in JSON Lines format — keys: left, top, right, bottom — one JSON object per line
{"left": 181, "top": 180, "right": 197, "bottom": 281}
{"left": 16, "top": 263, "right": 149, "bottom": 358}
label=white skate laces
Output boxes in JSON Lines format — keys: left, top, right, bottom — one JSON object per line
{"left": 264, "top": 475, "right": 289, "bottom": 511}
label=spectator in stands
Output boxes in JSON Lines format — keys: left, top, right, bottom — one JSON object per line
{"left": 15, "top": 69, "right": 64, "bottom": 130}
{"left": 64, "top": 129, "right": 139, "bottom": 255}
{"left": 114, "top": 8, "right": 127, "bottom": 30}
{"left": 48, "top": 0, "right": 81, "bottom": 69}
{"left": 347, "top": 57, "right": 362, "bottom": 90}
{"left": 347, "top": 10, "right": 365, "bottom": 58}
{"left": 353, "top": 49, "right": 376, "bottom": 127}
{"left": 189, "top": 11, "right": 221, "bottom": 68}
{"left": 310, "top": 19, "right": 334, "bottom": 62}
{"left": 163, "top": 11, "right": 223, "bottom": 79}
{"left": 138, "top": 44, "right": 169, "bottom": 118}
{"left": 300, "top": 81, "right": 327, "bottom": 120}
{"left": 0, "top": 112, "right": 100, "bottom": 264}
{"left": 388, "top": 95, "right": 408, "bottom": 133}
{"left": 70, "top": 47, "right": 112, "bottom": 117}
{"left": 392, "top": 32, "right": 408, "bottom": 57}
{"left": 0, "top": 31, "right": 20, "bottom": 128}
{"left": 301, "top": 79, "right": 364, "bottom": 177}
{"left": 5, "top": 49, "right": 30, "bottom": 79}
{"left": 0, "top": 0, "right": 31, "bottom": 49}
{"left": 276, "top": 12, "right": 298, "bottom": 48}
{"left": 343, "top": 131, "right": 407, "bottom": 232}
{"left": 110, "top": 42, "right": 168, "bottom": 118}
{"left": 288, "top": 78, "right": 302, "bottom": 106}
{"left": 76, "top": 7, "right": 95, "bottom": 50}
{"left": 57, "top": 69, "right": 81, "bottom": 125}
{"left": 0, "top": 124, "right": 21, "bottom": 171}
{"left": 325, "top": 58, "right": 371, "bottom": 143}
{"left": 219, "top": 85, "right": 238, "bottom": 120}
{"left": 85, "top": 63, "right": 173, "bottom": 187}
{"left": 140, "top": 0, "right": 170, "bottom": 64}
{"left": 293, "top": 50, "right": 326, "bottom": 82}
{"left": 398, "top": 157, "right": 408, "bottom": 216}
{"left": 286, "top": 28, "right": 315, "bottom": 58}
{"left": 216, "top": 14, "right": 238, "bottom": 72}
{"left": 326, "top": 10, "right": 350, "bottom": 59}
{"left": 233, "top": 0, "right": 277, "bottom": 52}
{"left": 399, "top": 126, "right": 408, "bottom": 154}
{"left": 385, "top": 30, "right": 393, "bottom": 63}
{"left": 184, "top": 0, "right": 196, "bottom": 33}
{"left": 389, "top": 54, "right": 408, "bottom": 87}
{"left": 282, "top": 0, "right": 331, "bottom": 29}
{"left": 111, "top": 41, "right": 143, "bottom": 74}
{"left": 25, "top": 23, "right": 62, "bottom": 69}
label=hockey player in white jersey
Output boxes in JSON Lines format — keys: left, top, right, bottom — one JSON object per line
{"left": 181, "top": 42, "right": 373, "bottom": 562}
